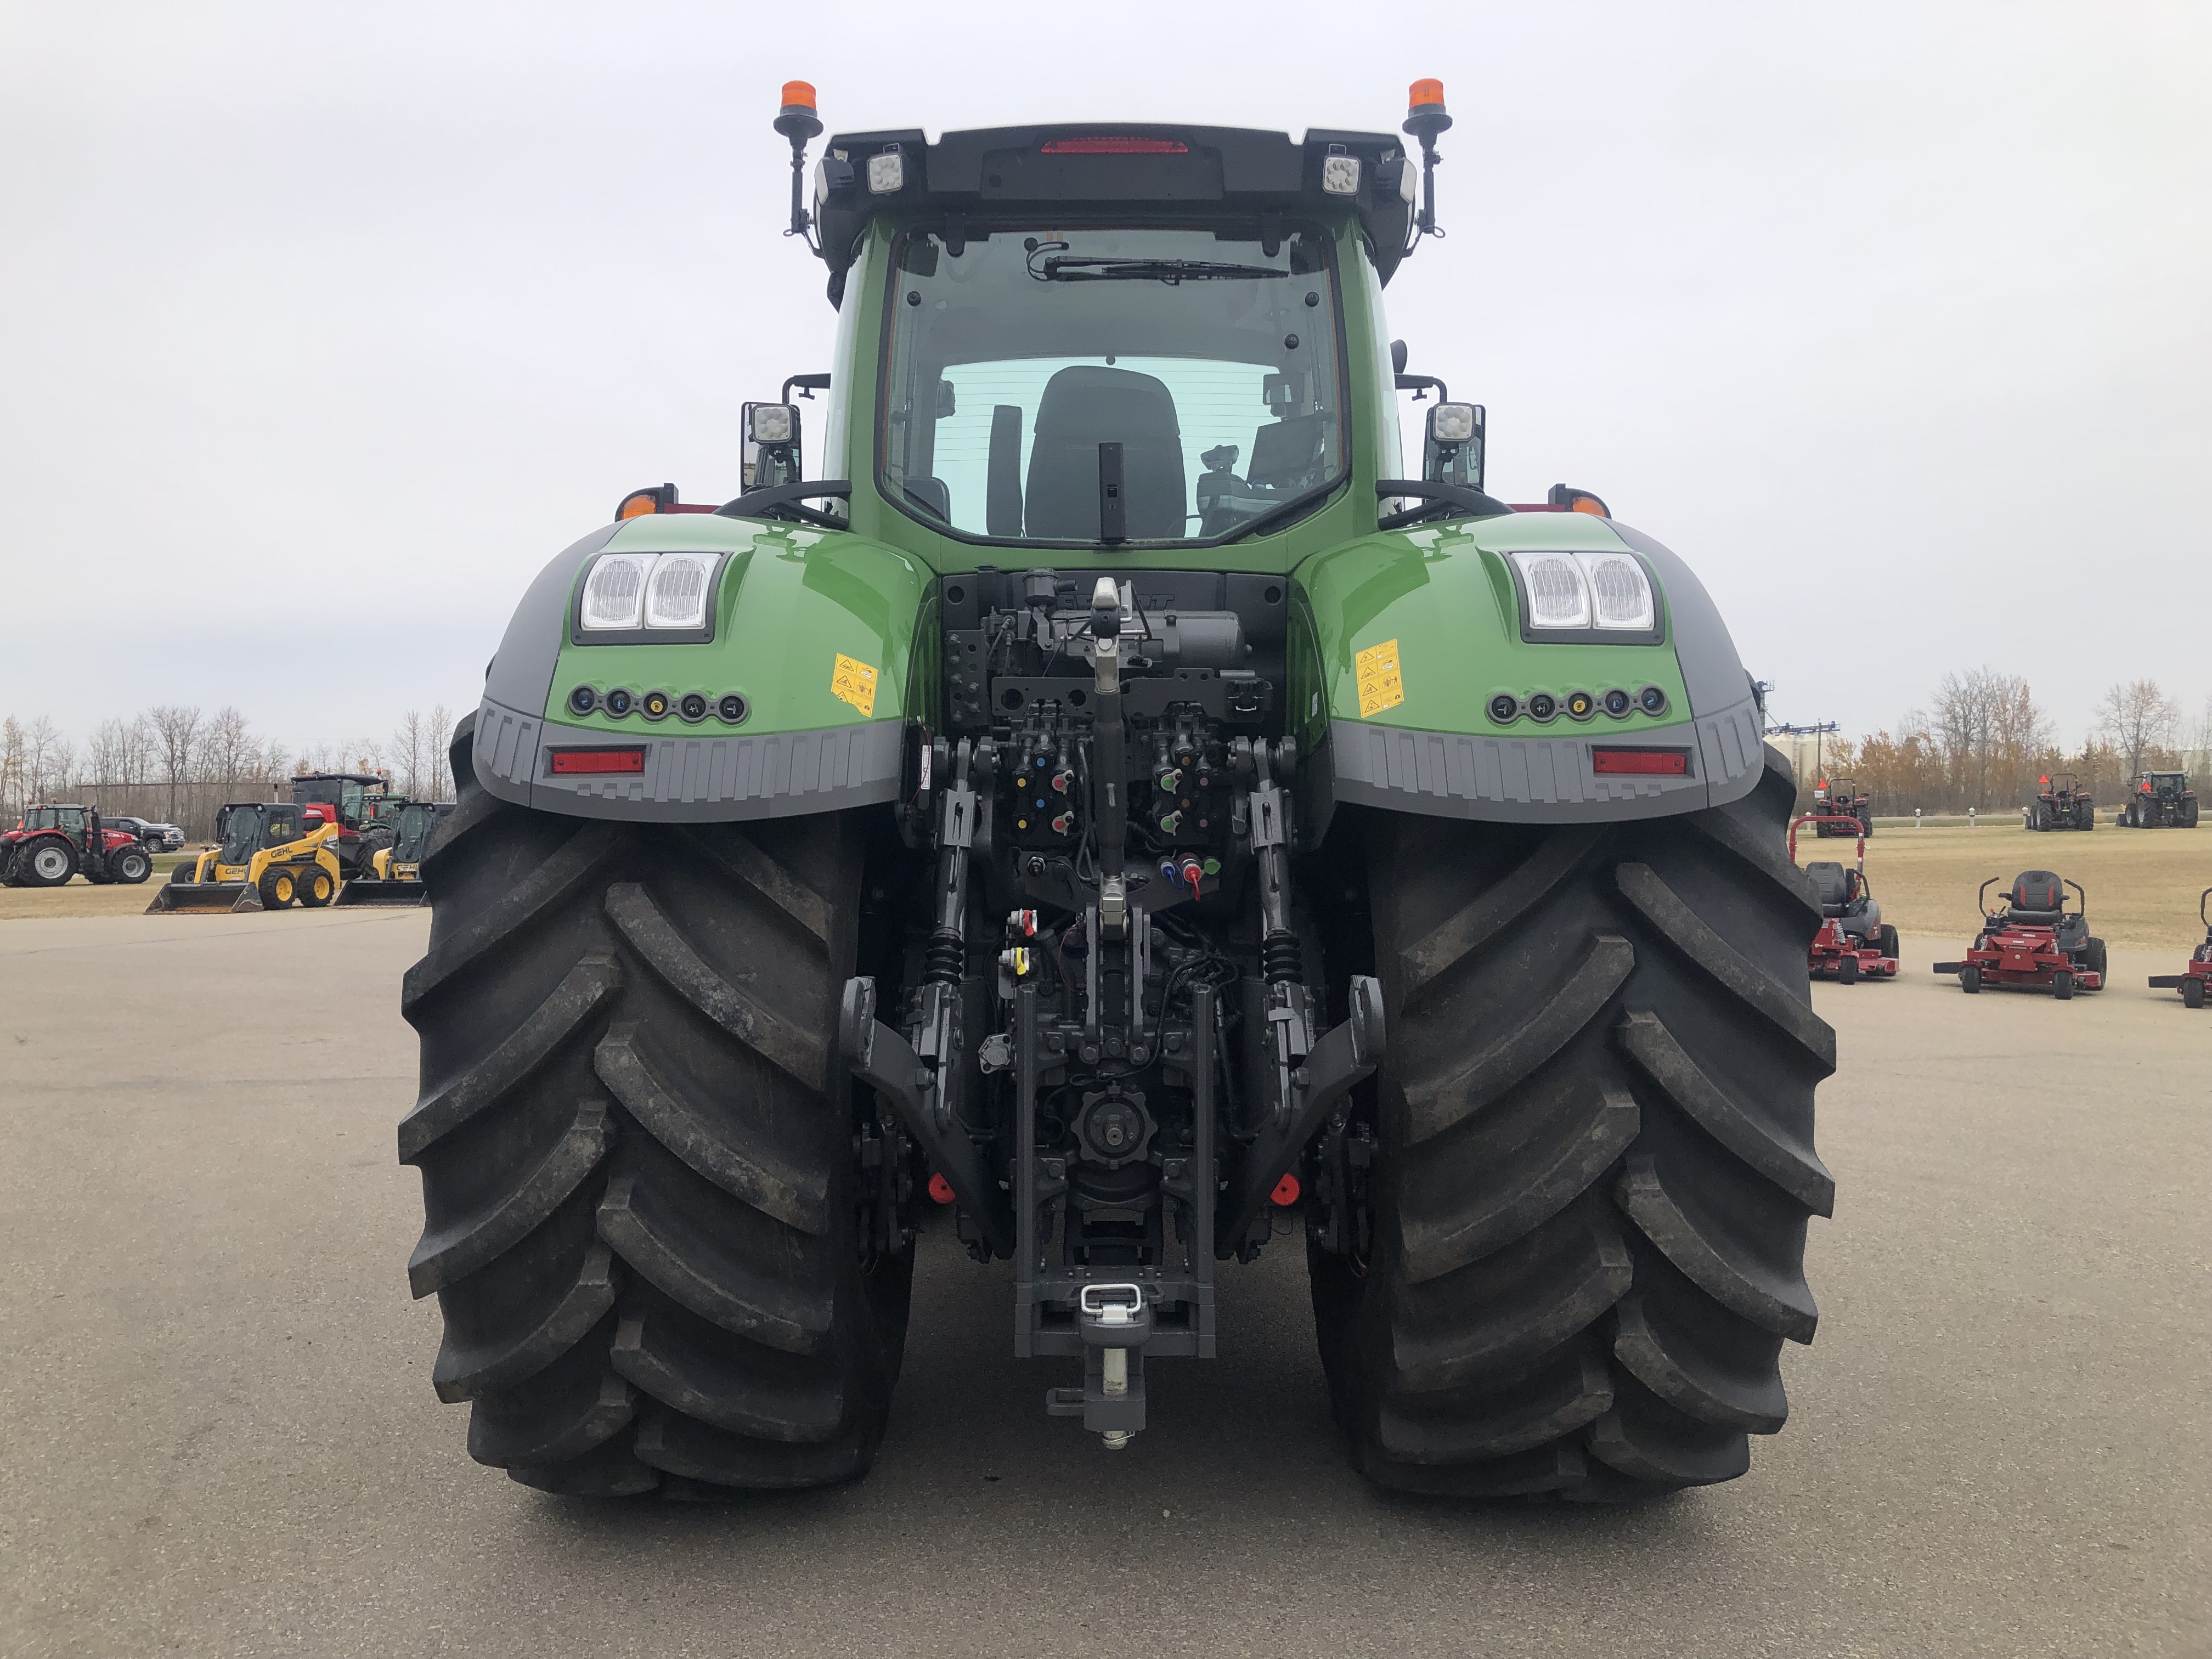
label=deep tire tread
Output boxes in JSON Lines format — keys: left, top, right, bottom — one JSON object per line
{"left": 1314, "top": 747, "right": 1831, "bottom": 1501}
{"left": 402, "top": 719, "right": 909, "bottom": 1498}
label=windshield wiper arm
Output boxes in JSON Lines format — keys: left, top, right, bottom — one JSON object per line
{"left": 1227, "top": 481, "right": 1340, "bottom": 543}
{"left": 1030, "top": 255, "right": 1290, "bottom": 284}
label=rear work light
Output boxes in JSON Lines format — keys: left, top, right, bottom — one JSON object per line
{"left": 548, "top": 747, "right": 647, "bottom": 776}
{"left": 1040, "top": 137, "right": 1189, "bottom": 154}
{"left": 1593, "top": 748, "right": 1689, "bottom": 777}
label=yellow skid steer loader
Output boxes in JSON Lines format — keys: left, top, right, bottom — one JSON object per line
{"left": 333, "top": 800, "right": 450, "bottom": 906}
{"left": 147, "top": 802, "right": 346, "bottom": 913}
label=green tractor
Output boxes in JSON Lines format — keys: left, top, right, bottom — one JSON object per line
{"left": 398, "top": 81, "right": 1833, "bottom": 1504}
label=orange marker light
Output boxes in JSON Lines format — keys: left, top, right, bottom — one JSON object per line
{"left": 1570, "top": 495, "right": 1607, "bottom": 516}
{"left": 1409, "top": 78, "right": 1446, "bottom": 110}
{"left": 928, "top": 1172, "right": 956, "bottom": 1205}
{"left": 781, "top": 80, "right": 817, "bottom": 112}
{"left": 617, "top": 493, "right": 658, "bottom": 519}
{"left": 1271, "top": 1173, "right": 1301, "bottom": 1206}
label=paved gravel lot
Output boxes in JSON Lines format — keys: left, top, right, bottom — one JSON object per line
{"left": 2, "top": 913, "right": 2206, "bottom": 1658}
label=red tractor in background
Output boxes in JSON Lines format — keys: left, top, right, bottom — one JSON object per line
{"left": 2118, "top": 770, "right": 2198, "bottom": 828}
{"left": 1790, "top": 814, "right": 1900, "bottom": 981}
{"left": 2025, "top": 772, "right": 2095, "bottom": 831}
{"left": 1934, "top": 871, "right": 2107, "bottom": 997}
{"left": 0, "top": 803, "right": 155, "bottom": 888}
{"left": 2147, "top": 888, "right": 2212, "bottom": 1008}
{"left": 1811, "top": 776, "right": 1873, "bottom": 836}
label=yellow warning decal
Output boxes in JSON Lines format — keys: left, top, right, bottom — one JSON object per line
{"left": 831, "top": 653, "right": 879, "bottom": 717}
{"left": 1355, "top": 638, "right": 1405, "bottom": 718}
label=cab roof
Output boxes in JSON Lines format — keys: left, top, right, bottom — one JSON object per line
{"left": 812, "top": 123, "right": 1418, "bottom": 296}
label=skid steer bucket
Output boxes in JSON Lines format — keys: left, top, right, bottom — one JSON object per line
{"left": 332, "top": 877, "right": 427, "bottom": 907}
{"left": 146, "top": 879, "right": 262, "bottom": 914}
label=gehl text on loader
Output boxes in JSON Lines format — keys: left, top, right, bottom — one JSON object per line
{"left": 396, "top": 80, "right": 1835, "bottom": 1504}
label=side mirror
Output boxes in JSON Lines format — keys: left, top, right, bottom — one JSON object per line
{"left": 1390, "top": 338, "right": 1408, "bottom": 376}
{"left": 1422, "top": 402, "right": 1485, "bottom": 492}
{"left": 743, "top": 401, "right": 803, "bottom": 490}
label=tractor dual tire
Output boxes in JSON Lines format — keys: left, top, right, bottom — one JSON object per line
{"left": 1311, "top": 745, "right": 1834, "bottom": 1502}
{"left": 399, "top": 720, "right": 912, "bottom": 1498}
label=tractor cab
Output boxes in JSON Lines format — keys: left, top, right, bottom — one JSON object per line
{"left": 291, "top": 772, "right": 390, "bottom": 831}
{"left": 292, "top": 771, "right": 396, "bottom": 876}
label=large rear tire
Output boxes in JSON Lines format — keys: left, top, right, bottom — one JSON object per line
{"left": 400, "top": 720, "right": 912, "bottom": 1497}
{"left": 25, "top": 839, "right": 76, "bottom": 887}
{"left": 1310, "top": 746, "right": 1833, "bottom": 1501}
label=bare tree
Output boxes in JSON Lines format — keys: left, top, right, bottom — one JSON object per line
{"left": 1930, "top": 667, "right": 2051, "bottom": 809}
{"left": 2187, "top": 695, "right": 2212, "bottom": 780}
{"left": 22, "top": 716, "right": 70, "bottom": 803}
{"left": 2097, "top": 679, "right": 2180, "bottom": 783}
{"left": 145, "top": 704, "right": 202, "bottom": 822}
{"left": 201, "top": 706, "right": 258, "bottom": 787}
{"left": 392, "top": 709, "right": 428, "bottom": 797}
{"left": 428, "top": 704, "right": 454, "bottom": 799}
{"left": 87, "top": 718, "right": 131, "bottom": 784}
{"left": 0, "top": 716, "right": 23, "bottom": 820}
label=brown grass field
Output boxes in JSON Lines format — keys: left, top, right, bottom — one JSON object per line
{"left": 1793, "top": 816, "right": 2212, "bottom": 951}
{"left": 6, "top": 823, "right": 2205, "bottom": 948}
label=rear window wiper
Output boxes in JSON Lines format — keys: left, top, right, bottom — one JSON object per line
{"left": 1226, "top": 479, "right": 1340, "bottom": 543}
{"left": 1027, "top": 249, "right": 1289, "bottom": 285}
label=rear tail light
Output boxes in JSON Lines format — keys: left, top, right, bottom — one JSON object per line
{"left": 548, "top": 748, "right": 646, "bottom": 776}
{"left": 1593, "top": 748, "right": 1689, "bottom": 777}
{"left": 1040, "top": 137, "right": 1189, "bottom": 154}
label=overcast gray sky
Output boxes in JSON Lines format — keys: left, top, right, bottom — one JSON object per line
{"left": 3, "top": 1, "right": 2205, "bottom": 759}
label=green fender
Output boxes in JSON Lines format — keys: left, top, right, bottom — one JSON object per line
{"left": 471, "top": 514, "right": 931, "bottom": 821}
{"left": 1291, "top": 510, "right": 1767, "bottom": 825}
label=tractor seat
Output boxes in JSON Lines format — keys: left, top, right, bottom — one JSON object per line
{"left": 1803, "top": 861, "right": 1863, "bottom": 917}
{"left": 2002, "top": 869, "right": 2066, "bottom": 927}
{"left": 1024, "top": 366, "right": 1187, "bottom": 541}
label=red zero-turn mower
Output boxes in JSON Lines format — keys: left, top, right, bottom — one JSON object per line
{"left": 2147, "top": 887, "right": 2212, "bottom": 1009}
{"left": 1934, "top": 871, "right": 2107, "bottom": 998}
{"left": 1790, "top": 814, "right": 1899, "bottom": 982}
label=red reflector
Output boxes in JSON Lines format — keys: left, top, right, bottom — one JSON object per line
{"left": 1593, "top": 748, "right": 1689, "bottom": 776}
{"left": 1271, "top": 1173, "right": 1301, "bottom": 1206}
{"left": 927, "top": 1172, "right": 956, "bottom": 1205}
{"left": 548, "top": 747, "right": 646, "bottom": 776}
{"left": 1040, "top": 137, "right": 1189, "bottom": 154}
